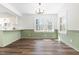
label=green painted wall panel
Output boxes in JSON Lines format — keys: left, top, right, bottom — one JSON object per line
{"left": 60, "top": 30, "right": 79, "bottom": 51}
{"left": 3, "top": 31, "right": 21, "bottom": 46}
{"left": 0, "top": 31, "right": 21, "bottom": 47}
{"left": 0, "top": 29, "right": 58, "bottom": 47}
{"left": 21, "top": 29, "right": 58, "bottom": 39}
{"left": 0, "top": 31, "right": 3, "bottom": 46}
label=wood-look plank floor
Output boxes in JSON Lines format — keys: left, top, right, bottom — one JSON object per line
{"left": 0, "top": 38, "right": 79, "bottom": 55}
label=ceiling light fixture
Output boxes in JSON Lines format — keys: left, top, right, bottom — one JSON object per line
{"left": 35, "top": 3, "right": 45, "bottom": 14}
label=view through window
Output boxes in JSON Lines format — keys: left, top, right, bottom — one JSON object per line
{"left": 34, "top": 15, "right": 55, "bottom": 32}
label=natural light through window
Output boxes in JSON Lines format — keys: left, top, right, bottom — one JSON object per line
{"left": 34, "top": 15, "right": 55, "bottom": 32}
{"left": 0, "top": 18, "right": 10, "bottom": 30}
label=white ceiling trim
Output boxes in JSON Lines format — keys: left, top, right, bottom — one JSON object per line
{"left": 0, "top": 3, "right": 22, "bottom": 16}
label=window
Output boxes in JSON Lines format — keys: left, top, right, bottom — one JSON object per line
{"left": 58, "top": 17, "right": 67, "bottom": 34}
{"left": 0, "top": 18, "right": 10, "bottom": 30}
{"left": 34, "top": 15, "right": 55, "bottom": 32}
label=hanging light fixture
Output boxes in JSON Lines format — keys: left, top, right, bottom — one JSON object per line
{"left": 35, "top": 3, "right": 45, "bottom": 14}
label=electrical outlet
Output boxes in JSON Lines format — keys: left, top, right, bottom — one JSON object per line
{"left": 70, "top": 40, "right": 72, "bottom": 43}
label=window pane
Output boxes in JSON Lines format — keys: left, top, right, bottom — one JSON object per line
{"left": 35, "top": 15, "right": 55, "bottom": 32}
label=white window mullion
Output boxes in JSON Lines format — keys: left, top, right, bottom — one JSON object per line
{"left": 34, "top": 15, "right": 55, "bottom": 32}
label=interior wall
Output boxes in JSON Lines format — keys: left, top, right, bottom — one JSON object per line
{"left": 0, "top": 13, "right": 17, "bottom": 23}
{"left": 18, "top": 14, "right": 58, "bottom": 30}
{"left": 59, "top": 3, "right": 79, "bottom": 52}
{"left": 67, "top": 3, "right": 79, "bottom": 30}
{"left": 0, "top": 13, "right": 17, "bottom": 29}
{"left": 18, "top": 14, "right": 34, "bottom": 29}
{"left": 58, "top": 3, "right": 79, "bottom": 30}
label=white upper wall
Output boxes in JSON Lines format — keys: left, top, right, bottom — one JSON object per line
{"left": 58, "top": 3, "right": 79, "bottom": 30}
{"left": 18, "top": 14, "right": 58, "bottom": 29}
{"left": 0, "top": 13, "right": 17, "bottom": 24}
{"left": 0, "top": 13, "right": 18, "bottom": 29}
{"left": 67, "top": 3, "right": 79, "bottom": 30}
{"left": 18, "top": 14, "right": 34, "bottom": 29}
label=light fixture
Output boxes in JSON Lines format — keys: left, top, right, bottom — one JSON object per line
{"left": 35, "top": 3, "right": 45, "bottom": 14}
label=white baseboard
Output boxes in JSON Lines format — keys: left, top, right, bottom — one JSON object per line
{"left": 60, "top": 39, "right": 79, "bottom": 52}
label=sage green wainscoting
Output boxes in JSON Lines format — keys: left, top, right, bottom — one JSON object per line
{"left": 21, "top": 29, "right": 58, "bottom": 39}
{"left": 0, "top": 31, "right": 3, "bottom": 47}
{"left": 59, "top": 30, "right": 79, "bottom": 51}
{"left": 0, "top": 30, "right": 21, "bottom": 47}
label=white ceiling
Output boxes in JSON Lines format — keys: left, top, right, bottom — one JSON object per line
{"left": 0, "top": 4, "right": 20, "bottom": 16}
{"left": 10, "top": 3, "right": 64, "bottom": 14}
{"left": 0, "top": 3, "right": 64, "bottom": 16}
{"left": 0, "top": 4, "right": 10, "bottom": 13}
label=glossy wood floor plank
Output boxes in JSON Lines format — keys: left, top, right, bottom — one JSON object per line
{"left": 0, "top": 38, "right": 79, "bottom": 55}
